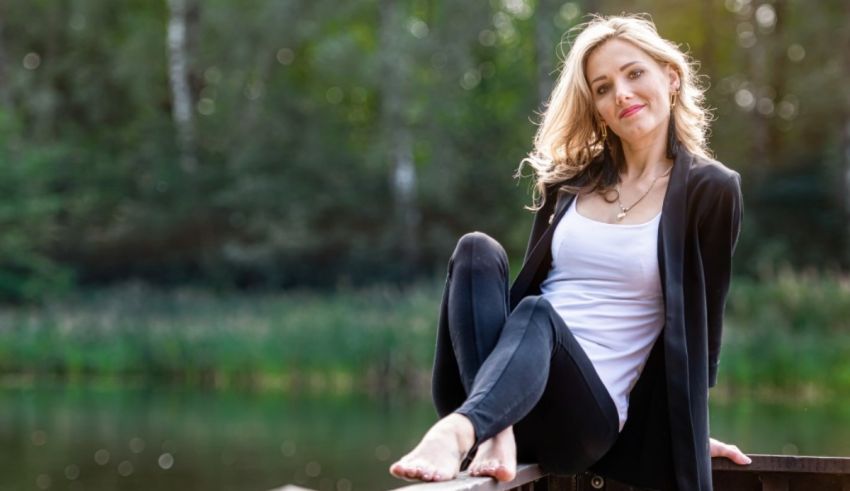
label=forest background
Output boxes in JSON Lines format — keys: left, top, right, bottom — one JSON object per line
{"left": 0, "top": 0, "right": 849, "bottom": 397}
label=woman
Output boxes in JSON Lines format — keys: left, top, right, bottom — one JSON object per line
{"left": 390, "top": 15, "right": 749, "bottom": 490}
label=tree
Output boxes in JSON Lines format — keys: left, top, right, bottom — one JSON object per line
{"left": 843, "top": 1, "right": 850, "bottom": 265}
{"left": 167, "top": 0, "right": 199, "bottom": 173}
{"left": 378, "top": 0, "right": 419, "bottom": 270}
{"left": 0, "top": 7, "right": 10, "bottom": 108}
{"left": 534, "top": 0, "right": 560, "bottom": 107}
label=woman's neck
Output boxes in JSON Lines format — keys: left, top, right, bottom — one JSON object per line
{"left": 619, "top": 124, "right": 672, "bottom": 182}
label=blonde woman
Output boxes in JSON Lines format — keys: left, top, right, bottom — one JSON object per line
{"left": 391, "top": 15, "right": 749, "bottom": 490}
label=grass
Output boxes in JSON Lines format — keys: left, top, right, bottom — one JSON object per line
{"left": 0, "top": 281, "right": 440, "bottom": 392}
{"left": 0, "top": 269, "right": 848, "bottom": 398}
{"left": 718, "top": 269, "right": 850, "bottom": 400}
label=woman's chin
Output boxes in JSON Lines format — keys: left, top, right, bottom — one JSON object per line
{"left": 615, "top": 122, "right": 665, "bottom": 147}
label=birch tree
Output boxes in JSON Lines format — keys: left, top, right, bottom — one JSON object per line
{"left": 167, "top": 0, "right": 199, "bottom": 173}
{"left": 378, "top": 0, "right": 419, "bottom": 269}
{"left": 534, "top": 0, "right": 559, "bottom": 107}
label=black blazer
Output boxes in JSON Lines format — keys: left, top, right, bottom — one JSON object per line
{"left": 509, "top": 148, "right": 743, "bottom": 490}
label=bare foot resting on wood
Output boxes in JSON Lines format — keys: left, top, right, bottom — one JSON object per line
{"left": 389, "top": 413, "right": 475, "bottom": 482}
{"left": 468, "top": 425, "right": 517, "bottom": 481}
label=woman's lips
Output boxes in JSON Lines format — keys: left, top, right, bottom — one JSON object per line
{"left": 619, "top": 104, "right": 645, "bottom": 118}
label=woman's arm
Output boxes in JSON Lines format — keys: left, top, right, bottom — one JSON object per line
{"left": 701, "top": 173, "right": 749, "bottom": 466}
{"left": 698, "top": 172, "right": 744, "bottom": 387}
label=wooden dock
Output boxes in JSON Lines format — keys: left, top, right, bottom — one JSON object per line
{"left": 272, "top": 454, "right": 850, "bottom": 491}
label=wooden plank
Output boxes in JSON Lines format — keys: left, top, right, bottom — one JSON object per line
{"left": 759, "top": 474, "right": 789, "bottom": 491}
{"left": 271, "top": 454, "right": 850, "bottom": 491}
{"left": 712, "top": 454, "right": 850, "bottom": 474}
{"left": 389, "top": 464, "right": 545, "bottom": 491}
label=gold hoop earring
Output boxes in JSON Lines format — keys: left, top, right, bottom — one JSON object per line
{"left": 670, "top": 90, "right": 679, "bottom": 108}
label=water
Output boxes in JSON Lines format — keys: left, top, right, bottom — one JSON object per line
{"left": 0, "top": 385, "right": 848, "bottom": 491}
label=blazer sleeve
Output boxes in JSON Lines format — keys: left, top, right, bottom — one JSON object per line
{"left": 521, "top": 186, "right": 558, "bottom": 264}
{"left": 698, "top": 172, "right": 743, "bottom": 388}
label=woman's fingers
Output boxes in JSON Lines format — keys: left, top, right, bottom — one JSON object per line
{"left": 710, "top": 437, "right": 752, "bottom": 465}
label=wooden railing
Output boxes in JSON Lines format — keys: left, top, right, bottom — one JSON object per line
{"left": 386, "top": 454, "right": 850, "bottom": 491}
{"left": 271, "top": 454, "right": 850, "bottom": 491}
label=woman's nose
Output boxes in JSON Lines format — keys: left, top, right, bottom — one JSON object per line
{"left": 615, "top": 84, "right": 633, "bottom": 106}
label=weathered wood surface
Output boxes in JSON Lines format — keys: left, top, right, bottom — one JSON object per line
{"left": 712, "top": 454, "right": 850, "bottom": 491}
{"left": 390, "top": 464, "right": 545, "bottom": 491}
{"left": 271, "top": 454, "right": 850, "bottom": 491}
{"left": 389, "top": 454, "right": 850, "bottom": 491}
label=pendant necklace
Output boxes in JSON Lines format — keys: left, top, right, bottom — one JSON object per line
{"left": 615, "top": 166, "right": 673, "bottom": 221}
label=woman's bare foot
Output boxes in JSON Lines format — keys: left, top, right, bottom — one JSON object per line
{"left": 389, "top": 413, "right": 475, "bottom": 482}
{"left": 468, "top": 425, "right": 517, "bottom": 482}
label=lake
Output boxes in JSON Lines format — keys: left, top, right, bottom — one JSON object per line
{"left": 1, "top": 384, "right": 848, "bottom": 491}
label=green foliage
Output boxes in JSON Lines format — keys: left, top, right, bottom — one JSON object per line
{"left": 0, "top": 271, "right": 848, "bottom": 397}
{"left": 0, "top": 0, "right": 848, "bottom": 299}
{"left": 0, "top": 282, "right": 441, "bottom": 389}
{"left": 0, "top": 112, "right": 73, "bottom": 301}
{"left": 720, "top": 269, "right": 850, "bottom": 396}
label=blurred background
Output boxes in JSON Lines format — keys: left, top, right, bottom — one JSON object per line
{"left": 1, "top": 0, "right": 849, "bottom": 490}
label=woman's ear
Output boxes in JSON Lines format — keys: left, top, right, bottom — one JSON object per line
{"left": 667, "top": 65, "right": 681, "bottom": 92}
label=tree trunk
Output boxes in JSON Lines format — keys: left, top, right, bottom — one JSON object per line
{"left": 843, "top": 2, "right": 850, "bottom": 267}
{"left": 0, "top": 7, "right": 11, "bottom": 108}
{"left": 167, "top": 0, "right": 198, "bottom": 173}
{"left": 747, "top": 12, "right": 770, "bottom": 187}
{"left": 767, "top": 0, "right": 787, "bottom": 162}
{"left": 699, "top": 0, "right": 715, "bottom": 78}
{"left": 746, "top": 1, "right": 786, "bottom": 186}
{"left": 378, "top": 0, "right": 419, "bottom": 271}
{"left": 534, "top": 0, "right": 559, "bottom": 107}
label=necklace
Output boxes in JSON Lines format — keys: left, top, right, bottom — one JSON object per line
{"left": 615, "top": 166, "right": 673, "bottom": 221}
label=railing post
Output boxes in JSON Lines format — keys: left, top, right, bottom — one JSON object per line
{"left": 759, "top": 474, "right": 789, "bottom": 491}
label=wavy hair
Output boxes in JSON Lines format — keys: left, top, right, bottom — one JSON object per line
{"left": 517, "top": 14, "right": 712, "bottom": 210}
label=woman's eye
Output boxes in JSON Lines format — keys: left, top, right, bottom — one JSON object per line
{"left": 596, "top": 85, "right": 608, "bottom": 95}
{"left": 629, "top": 69, "right": 644, "bottom": 79}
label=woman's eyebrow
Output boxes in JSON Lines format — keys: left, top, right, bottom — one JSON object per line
{"left": 589, "top": 61, "right": 641, "bottom": 85}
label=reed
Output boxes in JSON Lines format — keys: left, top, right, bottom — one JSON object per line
{"left": 0, "top": 270, "right": 848, "bottom": 396}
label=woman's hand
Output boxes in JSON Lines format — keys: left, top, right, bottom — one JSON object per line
{"left": 710, "top": 437, "right": 752, "bottom": 465}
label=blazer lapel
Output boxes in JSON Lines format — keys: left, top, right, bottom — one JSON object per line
{"left": 509, "top": 187, "right": 575, "bottom": 309}
{"left": 658, "top": 149, "right": 697, "bottom": 486}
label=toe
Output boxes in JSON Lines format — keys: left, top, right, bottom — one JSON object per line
{"left": 401, "top": 465, "right": 416, "bottom": 479}
{"left": 494, "top": 464, "right": 516, "bottom": 482}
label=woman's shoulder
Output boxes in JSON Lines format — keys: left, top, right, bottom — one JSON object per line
{"left": 688, "top": 154, "right": 739, "bottom": 183}
{"left": 685, "top": 154, "right": 743, "bottom": 226}
{"left": 687, "top": 154, "right": 741, "bottom": 197}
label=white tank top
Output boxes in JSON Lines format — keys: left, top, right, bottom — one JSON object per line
{"left": 540, "top": 198, "right": 664, "bottom": 431}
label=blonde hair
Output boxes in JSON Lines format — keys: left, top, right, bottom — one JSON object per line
{"left": 518, "top": 14, "right": 712, "bottom": 209}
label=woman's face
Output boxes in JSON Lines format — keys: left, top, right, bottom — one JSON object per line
{"left": 585, "top": 38, "right": 679, "bottom": 149}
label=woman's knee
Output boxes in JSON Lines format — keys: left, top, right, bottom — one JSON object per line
{"left": 513, "top": 295, "right": 553, "bottom": 320}
{"left": 508, "top": 295, "right": 559, "bottom": 341}
{"left": 451, "top": 232, "right": 508, "bottom": 274}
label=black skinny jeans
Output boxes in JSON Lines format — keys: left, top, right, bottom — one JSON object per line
{"left": 432, "top": 232, "right": 620, "bottom": 474}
